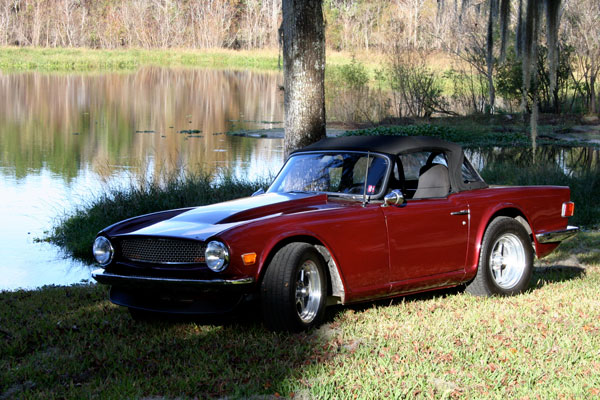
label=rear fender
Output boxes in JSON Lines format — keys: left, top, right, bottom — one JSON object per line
{"left": 466, "top": 204, "right": 533, "bottom": 278}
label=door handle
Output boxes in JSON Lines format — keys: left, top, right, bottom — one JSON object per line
{"left": 450, "top": 210, "right": 469, "bottom": 216}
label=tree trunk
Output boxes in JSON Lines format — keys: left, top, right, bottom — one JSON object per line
{"left": 282, "top": 0, "right": 326, "bottom": 157}
{"left": 486, "top": 0, "right": 495, "bottom": 114}
{"left": 591, "top": 73, "right": 597, "bottom": 114}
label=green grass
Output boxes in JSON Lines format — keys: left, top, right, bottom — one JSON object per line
{"left": 1, "top": 233, "right": 599, "bottom": 399}
{"left": 47, "top": 173, "right": 266, "bottom": 263}
{"left": 0, "top": 47, "right": 382, "bottom": 73}
{"left": 0, "top": 47, "right": 282, "bottom": 72}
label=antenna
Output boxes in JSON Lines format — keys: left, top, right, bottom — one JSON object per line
{"left": 362, "top": 152, "right": 370, "bottom": 207}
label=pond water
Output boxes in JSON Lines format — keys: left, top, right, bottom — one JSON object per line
{"left": 1, "top": 67, "right": 598, "bottom": 291}
{"left": 0, "top": 67, "right": 285, "bottom": 291}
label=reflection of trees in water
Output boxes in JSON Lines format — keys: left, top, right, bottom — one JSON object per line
{"left": 466, "top": 146, "right": 600, "bottom": 175}
{"left": 0, "top": 68, "right": 284, "bottom": 181}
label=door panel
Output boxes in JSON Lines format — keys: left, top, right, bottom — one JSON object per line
{"left": 383, "top": 194, "right": 469, "bottom": 284}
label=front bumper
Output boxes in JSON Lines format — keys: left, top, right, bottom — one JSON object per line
{"left": 535, "top": 225, "right": 580, "bottom": 244}
{"left": 92, "top": 269, "right": 256, "bottom": 314}
{"left": 92, "top": 268, "right": 254, "bottom": 289}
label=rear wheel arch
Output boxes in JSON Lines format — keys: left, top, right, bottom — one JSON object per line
{"left": 479, "top": 208, "right": 534, "bottom": 248}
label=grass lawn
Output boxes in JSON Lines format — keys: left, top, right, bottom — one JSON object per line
{"left": 1, "top": 233, "right": 598, "bottom": 399}
{"left": 0, "top": 47, "right": 382, "bottom": 73}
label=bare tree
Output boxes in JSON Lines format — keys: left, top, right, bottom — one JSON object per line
{"left": 0, "top": 0, "right": 12, "bottom": 46}
{"left": 395, "top": 0, "right": 426, "bottom": 49}
{"left": 189, "top": 0, "right": 235, "bottom": 48}
{"left": 282, "top": 0, "right": 326, "bottom": 156}
{"left": 564, "top": 0, "right": 600, "bottom": 114}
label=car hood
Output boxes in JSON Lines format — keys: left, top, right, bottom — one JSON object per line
{"left": 111, "top": 192, "right": 330, "bottom": 241}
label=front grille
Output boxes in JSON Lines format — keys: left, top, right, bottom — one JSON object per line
{"left": 120, "top": 238, "right": 206, "bottom": 264}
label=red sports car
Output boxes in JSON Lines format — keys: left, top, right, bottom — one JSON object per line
{"left": 92, "top": 136, "right": 578, "bottom": 331}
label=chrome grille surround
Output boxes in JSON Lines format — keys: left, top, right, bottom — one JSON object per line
{"left": 120, "top": 238, "right": 206, "bottom": 265}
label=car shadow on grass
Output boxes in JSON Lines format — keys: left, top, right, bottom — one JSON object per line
{"left": 320, "top": 264, "right": 588, "bottom": 325}
{"left": 321, "top": 285, "right": 466, "bottom": 325}
{"left": 530, "top": 264, "right": 586, "bottom": 289}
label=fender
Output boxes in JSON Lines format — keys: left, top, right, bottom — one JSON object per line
{"left": 255, "top": 229, "right": 348, "bottom": 302}
{"left": 465, "top": 202, "right": 532, "bottom": 278}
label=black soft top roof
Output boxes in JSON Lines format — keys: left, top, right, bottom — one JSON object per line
{"left": 294, "top": 135, "right": 462, "bottom": 156}
{"left": 293, "top": 135, "right": 487, "bottom": 193}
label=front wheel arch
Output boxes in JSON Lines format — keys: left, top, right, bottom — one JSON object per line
{"left": 258, "top": 235, "right": 337, "bottom": 296}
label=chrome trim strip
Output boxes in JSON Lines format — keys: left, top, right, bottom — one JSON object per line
{"left": 92, "top": 269, "right": 254, "bottom": 287}
{"left": 535, "top": 226, "right": 579, "bottom": 244}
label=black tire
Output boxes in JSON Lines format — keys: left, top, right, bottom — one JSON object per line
{"left": 261, "top": 243, "right": 328, "bottom": 332}
{"left": 466, "top": 217, "right": 533, "bottom": 296}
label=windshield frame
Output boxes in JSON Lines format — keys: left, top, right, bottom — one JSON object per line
{"left": 267, "top": 150, "right": 393, "bottom": 200}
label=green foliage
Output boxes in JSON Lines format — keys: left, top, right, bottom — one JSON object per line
{"left": 387, "top": 57, "right": 445, "bottom": 118}
{"left": 326, "top": 58, "right": 389, "bottom": 123}
{"left": 48, "top": 173, "right": 267, "bottom": 262}
{"left": 327, "top": 57, "right": 370, "bottom": 90}
{"left": 345, "top": 124, "right": 531, "bottom": 147}
{"left": 495, "top": 45, "right": 574, "bottom": 113}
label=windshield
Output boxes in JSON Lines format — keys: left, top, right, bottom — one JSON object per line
{"left": 268, "top": 152, "right": 390, "bottom": 197}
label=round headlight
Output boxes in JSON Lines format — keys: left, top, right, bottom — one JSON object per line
{"left": 93, "top": 236, "right": 114, "bottom": 266}
{"left": 205, "top": 241, "right": 230, "bottom": 272}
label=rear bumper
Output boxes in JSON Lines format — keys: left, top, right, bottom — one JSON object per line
{"left": 535, "top": 226, "right": 579, "bottom": 244}
{"left": 92, "top": 268, "right": 254, "bottom": 289}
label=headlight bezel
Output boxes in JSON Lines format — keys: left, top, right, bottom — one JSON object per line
{"left": 205, "top": 240, "right": 230, "bottom": 272}
{"left": 93, "top": 236, "right": 114, "bottom": 266}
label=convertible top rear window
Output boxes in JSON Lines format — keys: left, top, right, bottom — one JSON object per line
{"left": 268, "top": 152, "right": 390, "bottom": 197}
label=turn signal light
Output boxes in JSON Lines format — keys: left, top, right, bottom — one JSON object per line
{"left": 562, "top": 201, "right": 575, "bottom": 218}
{"left": 242, "top": 252, "right": 257, "bottom": 266}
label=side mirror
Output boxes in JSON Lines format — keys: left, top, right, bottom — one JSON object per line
{"left": 383, "top": 189, "right": 405, "bottom": 207}
{"left": 252, "top": 188, "right": 265, "bottom": 197}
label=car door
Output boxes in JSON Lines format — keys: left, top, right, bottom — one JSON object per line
{"left": 382, "top": 194, "right": 469, "bottom": 287}
{"left": 382, "top": 149, "right": 470, "bottom": 292}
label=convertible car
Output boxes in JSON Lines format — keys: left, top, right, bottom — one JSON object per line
{"left": 92, "top": 136, "right": 578, "bottom": 331}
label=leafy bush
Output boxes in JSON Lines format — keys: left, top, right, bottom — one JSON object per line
{"left": 344, "top": 124, "right": 530, "bottom": 147}
{"left": 495, "top": 46, "right": 574, "bottom": 113}
{"left": 326, "top": 58, "right": 389, "bottom": 123}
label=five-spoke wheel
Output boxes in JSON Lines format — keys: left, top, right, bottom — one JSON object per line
{"left": 261, "top": 243, "right": 328, "bottom": 331}
{"left": 466, "top": 217, "right": 533, "bottom": 296}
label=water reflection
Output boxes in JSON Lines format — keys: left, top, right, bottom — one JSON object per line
{"left": 0, "top": 67, "right": 285, "bottom": 182}
{"left": 466, "top": 146, "right": 600, "bottom": 175}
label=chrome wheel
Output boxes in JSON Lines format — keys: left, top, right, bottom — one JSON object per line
{"left": 489, "top": 233, "right": 526, "bottom": 289}
{"left": 295, "top": 260, "right": 322, "bottom": 323}
{"left": 261, "top": 242, "right": 328, "bottom": 331}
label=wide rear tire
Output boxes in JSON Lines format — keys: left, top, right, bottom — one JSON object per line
{"left": 466, "top": 217, "right": 533, "bottom": 296}
{"left": 261, "top": 243, "right": 328, "bottom": 332}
